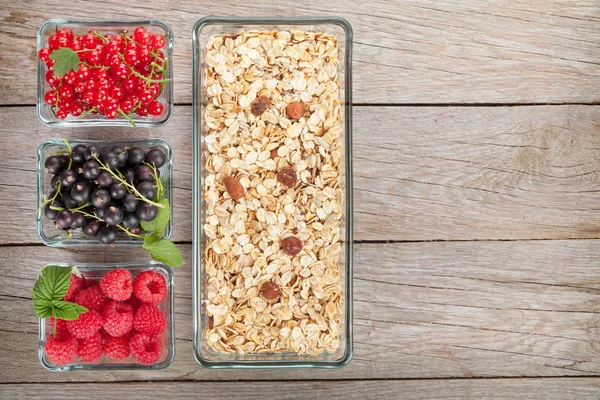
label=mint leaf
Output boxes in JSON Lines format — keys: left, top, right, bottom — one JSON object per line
{"left": 32, "top": 265, "right": 87, "bottom": 321}
{"left": 32, "top": 265, "right": 72, "bottom": 304}
{"left": 49, "top": 48, "right": 81, "bottom": 76}
{"left": 140, "top": 197, "right": 170, "bottom": 234}
{"left": 142, "top": 237, "right": 183, "bottom": 267}
{"left": 51, "top": 301, "right": 88, "bottom": 320}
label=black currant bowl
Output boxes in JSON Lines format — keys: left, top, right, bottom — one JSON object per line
{"left": 36, "top": 138, "right": 173, "bottom": 247}
{"left": 38, "top": 261, "right": 175, "bottom": 371}
{"left": 36, "top": 19, "right": 173, "bottom": 127}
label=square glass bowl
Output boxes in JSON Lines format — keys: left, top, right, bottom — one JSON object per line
{"left": 192, "top": 17, "right": 353, "bottom": 368}
{"left": 37, "top": 19, "right": 174, "bottom": 127}
{"left": 36, "top": 138, "right": 173, "bottom": 246}
{"left": 38, "top": 261, "right": 175, "bottom": 371}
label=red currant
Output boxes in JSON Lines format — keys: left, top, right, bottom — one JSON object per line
{"left": 105, "top": 109, "right": 118, "bottom": 119}
{"left": 104, "top": 98, "right": 119, "bottom": 112}
{"left": 76, "top": 65, "right": 90, "bottom": 82}
{"left": 56, "top": 108, "right": 69, "bottom": 119}
{"left": 140, "top": 90, "right": 154, "bottom": 104}
{"left": 65, "top": 71, "right": 77, "bottom": 85}
{"left": 148, "top": 101, "right": 165, "bottom": 116}
{"left": 85, "top": 78, "right": 98, "bottom": 91}
{"left": 95, "top": 89, "right": 108, "bottom": 105}
{"left": 56, "top": 28, "right": 74, "bottom": 41}
{"left": 45, "top": 70, "right": 61, "bottom": 88}
{"left": 93, "top": 68, "right": 108, "bottom": 80}
{"left": 71, "top": 103, "right": 83, "bottom": 116}
{"left": 59, "top": 83, "right": 74, "bottom": 98}
{"left": 44, "top": 91, "right": 58, "bottom": 105}
{"left": 83, "top": 91, "right": 95, "bottom": 104}
{"left": 57, "top": 36, "right": 71, "bottom": 48}
{"left": 110, "top": 86, "right": 124, "bottom": 99}
{"left": 119, "top": 98, "right": 134, "bottom": 113}
{"left": 69, "top": 38, "right": 82, "bottom": 51}
{"left": 38, "top": 48, "right": 51, "bottom": 62}
{"left": 122, "top": 77, "right": 136, "bottom": 92}
{"left": 60, "top": 97, "right": 74, "bottom": 111}
{"left": 74, "top": 81, "right": 87, "bottom": 93}
{"left": 136, "top": 105, "right": 149, "bottom": 116}
{"left": 111, "top": 63, "right": 129, "bottom": 79}
{"left": 48, "top": 34, "right": 60, "bottom": 50}
{"left": 151, "top": 35, "right": 166, "bottom": 50}
{"left": 124, "top": 50, "right": 138, "bottom": 65}
{"left": 82, "top": 33, "right": 97, "bottom": 49}
{"left": 86, "top": 51, "right": 101, "bottom": 65}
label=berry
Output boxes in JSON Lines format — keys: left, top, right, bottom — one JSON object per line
{"left": 130, "top": 332, "right": 163, "bottom": 365}
{"left": 133, "top": 270, "right": 167, "bottom": 304}
{"left": 104, "top": 333, "right": 130, "bottom": 360}
{"left": 136, "top": 181, "right": 157, "bottom": 200}
{"left": 77, "top": 332, "right": 103, "bottom": 362}
{"left": 71, "top": 180, "right": 92, "bottom": 205}
{"left": 66, "top": 310, "right": 103, "bottom": 339}
{"left": 60, "top": 169, "right": 78, "bottom": 189}
{"left": 63, "top": 273, "right": 86, "bottom": 301}
{"left": 151, "top": 35, "right": 165, "bottom": 50}
{"left": 44, "top": 155, "right": 66, "bottom": 174}
{"left": 102, "top": 300, "right": 134, "bottom": 337}
{"left": 84, "top": 145, "right": 101, "bottom": 160}
{"left": 148, "top": 101, "right": 165, "bottom": 116}
{"left": 74, "top": 284, "right": 109, "bottom": 312}
{"left": 134, "top": 165, "right": 154, "bottom": 182}
{"left": 96, "top": 170, "right": 114, "bottom": 187}
{"left": 44, "top": 90, "right": 58, "bottom": 105}
{"left": 39, "top": 48, "right": 51, "bottom": 62}
{"left": 91, "top": 189, "right": 111, "bottom": 209}
{"left": 56, "top": 209, "right": 74, "bottom": 229}
{"left": 144, "top": 148, "right": 166, "bottom": 168}
{"left": 82, "top": 219, "right": 101, "bottom": 237}
{"left": 103, "top": 204, "right": 124, "bottom": 226}
{"left": 50, "top": 317, "right": 70, "bottom": 338}
{"left": 121, "top": 193, "right": 139, "bottom": 213}
{"left": 133, "top": 304, "right": 167, "bottom": 334}
{"left": 44, "top": 332, "right": 78, "bottom": 366}
{"left": 100, "top": 268, "right": 133, "bottom": 301}
{"left": 102, "top": 151, "right": 120, "bottom": 169}
{"left": 121, "top": 212, "right": 140, "bottom": 230}
{"left": 82, "top": 160, "right": 101, "bottom": 180}
{"left": 61, "top": 192, "right": 78, "bottom": 210}
{"left": 136, "top": 203, "right": 158, "bottom": 221}
{"left": 110, "top": 183, "right": 127, "bottom": 200}
{"left": 71, "top": 212, "right": 86, "bottom": 229}
{"left": 71, "top": 144, "right": 87, "bottom": 164}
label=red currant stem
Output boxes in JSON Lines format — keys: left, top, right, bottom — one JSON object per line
{"left": 92, "top": 155, "right": 165, "bottom": 209}
{"left": 117, "top": 109, "right": 136, "bottom": 127}
{"left": 74, "top": 49, "right": 96, "bottom": 53}
{"left": 91, "top": 31, "right": 109, "bottom": 43}
{"left": 79, "top": 106, "right": 97, "bottom": 119}
{"left": 118, "top": 54, "right": 170, "bottom": 83}
{"left": 130, "top": 101, "right": 142, "bottom": 114}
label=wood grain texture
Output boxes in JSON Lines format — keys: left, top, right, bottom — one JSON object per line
{"left": 1, "top": 240, "right": 600, "bottom": 382}
{"left": 2, "top": 105, "right": 600, "bottom": 243}
{"left": 1, "top": 1, "right": 600, "bottom": 105}
{"left": 2, "top": 378, "right": 600, "bottom": 400}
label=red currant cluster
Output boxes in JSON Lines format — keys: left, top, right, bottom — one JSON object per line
{"left": 39, "top": 26, "right": 168, "bottom": 124}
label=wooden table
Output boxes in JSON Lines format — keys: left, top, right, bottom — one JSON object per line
{"left": 1, "top": 1, "right": 600, "bottom": 398}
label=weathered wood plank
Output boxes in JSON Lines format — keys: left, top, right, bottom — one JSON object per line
{"left": 1, "top": 1, "right": 600, "bottom": 104}
{"left": 2, "top": 105, "right": 600, "bottom": 243}
{"left": 1, "top": 240, "right": 599, "bottom": 382}
{"left": 2, "top": 378, "right": 600, "bottom": 400}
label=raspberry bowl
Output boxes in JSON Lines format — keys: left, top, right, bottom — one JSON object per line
{"left": 36, "top": 19, "right": 174, "bottom": 127}
{"left": 38, "top": 261, "right": 175, "bottom": 372}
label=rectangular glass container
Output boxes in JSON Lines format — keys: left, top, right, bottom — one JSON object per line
{"left": 36, "top": 138, "right": 173, "bottom": 246}
{"left": 37, "top": 19, "right": 174, "bottom": 127}
{"left": 192, "top": 16, "right": 353, "bottom": 368}
{"left": 38, "top": 261, "right": 175, "bottom": 371}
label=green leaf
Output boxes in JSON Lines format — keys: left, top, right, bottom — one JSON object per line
{"left": 140, "top": 197, "right": 170, "bottom": 234}
{"left": 51, "top": 301, "right": 88, "bottom": 320}
{"left": 34, "top": 301, "right": 52, "bottom": 319}
{"left": 32, "top": 265, "right": 77, "bottom": 319}
{"left": 49, "top": 47, "right": 81, "bottom": 76}
{"left": 143, "top": 237, "right": 183, "bottom": 267}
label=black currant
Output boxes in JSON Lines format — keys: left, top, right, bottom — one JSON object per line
{"left": 84, "top": 145, "right": 101, "bottom": 161}
{"left": 82, "top": 160, "right": 101, "bottom": 180}
{"left": 98, "top": 225, "right": 118, "bottom": 245}
{"left": 134, "top": 165, "right": 154, "bottom": 183}
{"left": 71, "top": 144, "right": 87, "bottom": 165}
{"left": 103, "top": 205, "right": 124, "bottom": 226}
{"left": 110, "top": 182, "right": 127, "bottom": 200}
{"left": 121, "top": 168, "right": 135, "bottom": 184}
{"left": 136, "top": 181, "right": 157, "bottom": 200}
{"left": 130, "top": 225, "right": 142, "bottom": 235}
{"left": 56, "top": 209, "right": 74, "bottom": 229}
{"left": 136, "top": 203, "right": 158, "bottom": 221}
{"left": 101, "top": 151, "right": 120, "bottom": 169}
{"left": 60, "top": 169, "right": 78, "bottom": 189}
{"left": 91, "top": 189, "right": 111, "bottom": 209}
{"left": 70, "top": 212, "right": 86, "bottom": 229}
{"left": 145, "top": 148, "right": 166, "bottom": 168}
{"left": 82, "top": 219, "right": 101, "bottom": 236}
{"left": 96, "top": 170, "right": 114, "bottom": 188}
{"left": 111, "top": 146, "right": 129, "bottom": 167}
{"left": 121, "top": 193, "right": 139, "bottom": 213}
{"left": 127, "top": 147, "right": 145, "bottom": 166}
{"left": 44, "top": 156, "right": 65, "bottom": 175}
{"left": 121, "top": 212, "right": 140, "bottom": 229}
{"left": 50, "top": 174, "right": 61, "bottom": 191}
{"left": 44, "top": 204, "right": 59, "bottom": 220}
{"left": 71, "top": 181, "right": 92, "bottom": 205}
{"left": 61, "top": 192, "right": 78, "bottom": 209}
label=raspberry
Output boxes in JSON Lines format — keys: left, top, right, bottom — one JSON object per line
{"left": 133, "top": 304, "right": 167, "bottom": 335}
{"left": 130, "top": 333, "right": 163, "bottom": 365}
{"left": 44, "top": 333, "right": 78, "bottom": 366}
{"left": 102, "top": 300, "right": 134, "bottom": 337}
{"left": 74, "top": 284, "right": 109, "bottom": 312}
{"left": 63, "top": 273, "right": 86, "bottom": 301}
{"left": 100, "top": 268, "right": 133, "bottom": 301}
{"left": 133, "top": 270, "right": 167, "bottom": 304}
{"left": 49, "top": 317, "right": 69, "bottom": 337}
{"left": 77, "top": 332, "right": 103, "bottom": 362}
{"left": 126, "top": 293, "right": 143, "bottom": 311}
{"left": 66, "top": 310, "right": 103, "bottom": 339}
{"left": 104, "top": 334, "right": 130, "bottom": 360}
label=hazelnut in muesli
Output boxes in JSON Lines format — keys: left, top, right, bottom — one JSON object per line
{"left": 202, "top": 29, "right": 343, "bottom": 355}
